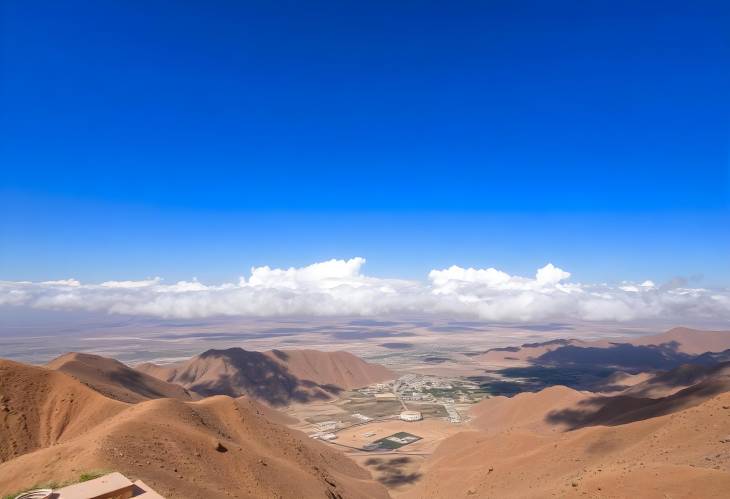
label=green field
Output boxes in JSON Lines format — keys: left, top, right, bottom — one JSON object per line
{"left": 365, "top": 432, "right": 422, "bottom": 451}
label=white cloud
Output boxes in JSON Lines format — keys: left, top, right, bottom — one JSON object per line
{"left": 1, "top": 258, "right": 728, "bottom": 322}
{"left": 100, "top": 278, "right": 161, "bottom": 289}
{"left": 41, "top": 279, "right": 81, "bottom": 287}
{"left": 535, "top": 263, "right": 571, "bottom": 286}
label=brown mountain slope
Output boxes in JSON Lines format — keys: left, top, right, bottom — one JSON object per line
{"left": 403, "top": 380, "right": 730, "bottom": 498}
{"left": 591, "top": 370, "right": 653, "bottom": 393}
{"left": 264, "top": 349, "right": 394, "bottom": 390}
{"left": 0, "top": 360, "right": 390, "bottom": 499}
{"left": 623, "top": 362, "right": 730, "bottom": 398}
{"left": 468, "top": 362, "right": 730, "bottom": 434}
{"left": 544, "top": 367, "right": 730, "bottom": 430}
{"left": 46, "top": 352, "right": 196, "bottom": 403}
{"left": 468, "top": 385, "right": 587, "bottom": 435}
{"left": 137, "top": 347, "right": 394, "bottom": 406}
{"left": 477, "top": 338, "right": 584, "bottom": 364}
{"left": 0, "top": 359, "right": 125, "bottom": 463}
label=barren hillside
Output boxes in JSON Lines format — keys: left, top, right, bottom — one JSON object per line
{"left": 47, "top": 352, "right": 196, "bottom": 403}
{"left": 0, "top": 359, "right": 390, "bottom": 499}
{"left": 137, "top": 347, "right": 394, "bottom": 406}
{"left": 400, "top": 361, "right": 730, "bottom": 499}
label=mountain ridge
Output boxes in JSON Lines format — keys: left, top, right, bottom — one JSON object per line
{"left": 136, "top": 347, "right": 394, "bottom": 406}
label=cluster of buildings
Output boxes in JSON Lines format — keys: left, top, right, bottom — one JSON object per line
{"left": 313, "top": 420, "right": 338, "bottom": 432}
{"left": 394, "top": 374, "right": 453, "bottom": 394}
{"left": 309, "top": 374, "right": 476, "bottom": 443}
{"left": 445, "top": 404, "right": 461, "bottom": 423}
{"left": 393, "top": 374, "right": 463, "bottom": 401}
{"left": 392, "top": 374, "right": 466, "bottom": 423}
{"left": 358, "top": 382, "right": 392, "bottom": 396}
{"left": 309, "top": 422, "right": 339, "bottom": 440}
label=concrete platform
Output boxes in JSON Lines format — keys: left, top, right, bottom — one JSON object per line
{"left": 45, "top": 472, "right": 165, "bottom": 499}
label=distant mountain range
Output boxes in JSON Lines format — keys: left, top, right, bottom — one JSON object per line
{"left": 479, "top": 327, "right": 730, "bottom": 369}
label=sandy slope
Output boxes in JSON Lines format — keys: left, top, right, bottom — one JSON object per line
{"left": 0, "top": 359, "right": 125, "bottom": 462}
{"left": 264, "top": 349, "right": 394, "bottom": 390}
{"left": 469, "top": 386, "right": 588, "bottom": 435}
{"left": 591, "top": 371, "right": 653, "bottom": 393}
{"left": 46, "top": 352, "right": 196, "bottom": 403}
{"left": 137, "top": 347, "right": 394, "bottom": 405}
{"left": 468, "top": 362, "right": 730, "bottom": 433}
{"left": 0, "top": 360, "right": 389, "bottom": 499}
{"left": 401, "top": 386, "right": 730, "bottom": 498}
{"left": 623, "top": 362, "right": 730, "bottom": 398}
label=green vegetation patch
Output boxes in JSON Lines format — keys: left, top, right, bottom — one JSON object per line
{"left": 366, "top": 432, "right": 422, "bottom": 451}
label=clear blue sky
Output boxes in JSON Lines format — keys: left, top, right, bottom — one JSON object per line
{"left": 1, "top": 1, "right": 729, "bottom": 285}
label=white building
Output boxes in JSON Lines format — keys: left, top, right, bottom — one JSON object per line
{"left": 399, "top": 410, "right": 422, "bottom": 422}
{"left": 314, "top": 421, "right": 338, "bottom": 432}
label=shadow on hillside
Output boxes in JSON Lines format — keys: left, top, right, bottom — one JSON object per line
{"left": 364, "top": 457, "right": 421, "bottom": 487}
{"left": 535, "top": 341, "right": 692, "bottom": 370}
{"left": 270, "top": 349, "right": 290, "bottom": 361}
{"left": 468, "top": 365, "right": 618, "bottom": 396}
{"left": 107, "top": 367, "right": 182, "bottom": 400}
{"left": 475, "top": 342, "right": 730, "bottom": 397}
{"left": 183, "top": 349, "right": 343, "bottom": 407}
{"left": 545, "top": 375, "right": 730, "bottom": 430}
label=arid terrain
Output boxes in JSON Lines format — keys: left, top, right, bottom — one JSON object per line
{"left": 0, "top": 352, "right": 392, "bottom": 498}
{"left": 2, "top": 326, "right": 730, "bottom": 498}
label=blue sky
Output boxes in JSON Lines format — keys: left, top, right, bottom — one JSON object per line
{"left": 2, "top": 1, "right": 729, "bottom": 286}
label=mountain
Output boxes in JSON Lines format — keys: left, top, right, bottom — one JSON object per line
{"left": 0, "top": 359, "right": 390, "bottom": 499}
{"left": 590, "top": 370, "right": 653, "bottom": 393}
{"left": 0, "top": 359, "right": 125, "bottom": 463}
{"left": 477, "top": 338, "right": 585, "bottom": 364}
{"left": 265, "top": 349, "right": 394, "bottom": 390}
{"left": 402, "top": 362, "right": 730, "bottom": 499}
{"left": 623, "top": 362, "right": 730, "bottom": 398}
{"left": 477, "top": 327, "right": 730, "bottom": 370}
{"left": 623, "top": 327, "right": 730, "bottom": 355}
{"left": 468, "top": 385, "right": 587, "bottom": 435}
{"left": 46, "top": 352, "right": 197, "bottom": 403}
{"left": 542, "top": 363, "right": 730, "bottom": 430}
{"left": 136, "top": 348, "right": 394, "bottom": 406}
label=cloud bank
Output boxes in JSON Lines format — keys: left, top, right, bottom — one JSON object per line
{"left": 1, "top": 258, "right": 728, "bottom": 322}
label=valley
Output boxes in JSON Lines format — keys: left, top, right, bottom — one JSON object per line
{"left": 2, "top": 324, "right": 730, "bottom": 498}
